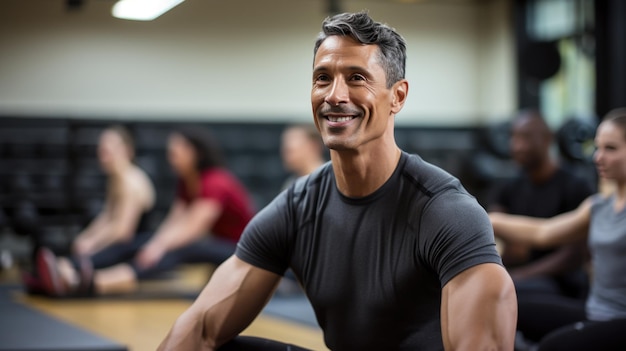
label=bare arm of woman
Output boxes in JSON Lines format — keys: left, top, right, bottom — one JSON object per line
{"left": 136, "top": 198, "right": 222, "bottom": 269}
{"left": 157, "top": 256, "right": 280, "bottom": 351}
{"left": 490, "top": 197, "right": 593, "bottom": 248}
{"left": 157, "top": 200, "right": 187, "bottom": 232}
{"left": 488, "top": 204, "right": 532, "bottom": 264}
{"left": 73, "top": 209, "right": 111, "bottom": 255}
{"left": 73, "top": 178, "right": 148, "bottom": 255}
{"left": 82, "top": 188, "right": 146, "bottom": 254}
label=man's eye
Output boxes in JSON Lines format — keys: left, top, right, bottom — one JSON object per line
{"left": 315, "top": 74, "right": 330, "bottom": 82}
{"left": 350, "top": 74, "right": 366, "bottom": 81}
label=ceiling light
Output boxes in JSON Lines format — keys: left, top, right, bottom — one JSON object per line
{"left": 112, "top": 0, "right": 185, "bottom": 21}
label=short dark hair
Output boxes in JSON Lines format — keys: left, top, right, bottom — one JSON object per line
{"left": 174, "top": 126, "right": 224, "bottom": 171}
{"left": 604, "top": 108, "right": 626, "bottom": 141}
{"left": 313, "top": 11, "right": 407, "bottom": 88}
{"left": 513, "top": 109, "right": 552, "bottom": 136}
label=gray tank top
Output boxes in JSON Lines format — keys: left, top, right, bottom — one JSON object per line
{"left": 586, "top": 194, "right": 626, "bottom": 321}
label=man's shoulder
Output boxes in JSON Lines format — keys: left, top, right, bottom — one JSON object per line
{"left": 400, "top": 152, "right": 466, "bottom": 197}
{"left": 289, "top": 161, "right": 333, "bottom": 197}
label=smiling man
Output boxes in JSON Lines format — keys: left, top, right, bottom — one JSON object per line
{"left": 158, "top": 11, "right": 516, "bottom": 351}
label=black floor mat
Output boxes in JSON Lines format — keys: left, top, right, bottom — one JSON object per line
{"left": 0, "top": 285, "right": 127, "bottom": 351}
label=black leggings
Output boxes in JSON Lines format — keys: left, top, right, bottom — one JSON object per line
{"left": 518, "top": 294, "right": 626, "bottom": 351}
{"left": 78, "top": 232, "right": 236, "bottom": 279}
{"left": 218, "top": 336, "right": 311, "bottom": 351}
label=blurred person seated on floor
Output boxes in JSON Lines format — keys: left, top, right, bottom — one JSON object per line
{"left": 23, "top": 125, "right": 155, "bottom": 291}
{"left": 490, "top": 108, "right": 626, "bottom": 350}
{"left": 489, "top": 109, "right": 593, "bottom": 300}
{"left": 73, "top": 125, "right": 156, "bottom": 257}
{"left": 33, "top": 126, "right": 255, "bottom": 297}
{"left": 280, "top": 124, "right": 326, "bottom": 189}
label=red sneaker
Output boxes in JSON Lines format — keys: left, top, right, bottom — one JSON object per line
{"left": 35, "top": 248, "right": 68, "bottom": 297}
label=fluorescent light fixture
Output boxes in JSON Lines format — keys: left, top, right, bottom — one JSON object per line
{"left": 112, "top": 0, "right": 185, "bottom": 21}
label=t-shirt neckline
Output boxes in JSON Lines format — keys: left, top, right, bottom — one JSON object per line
{"left": 333, "top": 151, "right": 408, "bottom": 205}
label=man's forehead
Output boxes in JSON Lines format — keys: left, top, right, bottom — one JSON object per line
{"left": 313, "top": 36, "right": 380, "bottom": 65}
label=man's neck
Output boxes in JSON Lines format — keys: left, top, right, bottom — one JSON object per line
{"left": 330, "top": 137, "right": 401, "bottom": 198}
{"left": 527, "top": 159, "right": 558, "bottom": 184}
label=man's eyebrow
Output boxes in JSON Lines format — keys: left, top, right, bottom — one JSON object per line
{"left": 312, "top": 66, "right": 327, "bottom": 74}
{"left": 312, "top": 65, "right": 369, "bottom": 74}
{"left": 346, "top": 65, "right": 368, "bottom": 73}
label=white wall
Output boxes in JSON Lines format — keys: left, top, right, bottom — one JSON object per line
{"left": 0, "top": 0, "right": 515, "bottom": 126}
{"left": 475, "top": 0, "right": 517, "bottom": 123}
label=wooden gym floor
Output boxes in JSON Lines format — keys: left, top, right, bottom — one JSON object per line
{"left": 1, "top": 265, "right": 328, "bottom": 350}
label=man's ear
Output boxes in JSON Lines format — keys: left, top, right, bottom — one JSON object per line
{"left": 391, "top": 79, "right": 409, "bottom": 114}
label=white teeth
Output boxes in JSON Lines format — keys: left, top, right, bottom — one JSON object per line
{"left": 328, "top": 116, "right": 353, "bottom": 123}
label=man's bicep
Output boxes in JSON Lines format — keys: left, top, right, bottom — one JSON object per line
{"left": 189, "top": 256, "right": 281, "bottom": 348}
{"left": 441, "top": 263, "right": 517, "bottom": 351}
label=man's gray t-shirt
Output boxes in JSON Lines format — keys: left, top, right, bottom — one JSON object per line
{"left": 587, "top": 194, "right": 626, "bottom": 321}
{"left": 236, "top": 152, "right": 502, "bottom": 350}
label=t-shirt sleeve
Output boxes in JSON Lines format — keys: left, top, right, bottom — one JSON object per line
{"left": 418, "top": 190, "right": 502, "bottom": 287}
{"left": 198, "top": 171, "right": 231, "bottom": 205}
{"left": 235, "top": 188, "right": 293, "bottom": 276}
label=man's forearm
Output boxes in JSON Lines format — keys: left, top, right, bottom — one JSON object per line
{"left": 158, "top": 310, "right": 213, "bottom": 351}
{"left": 157, "top": 257, "right": 281, "bottom": 351}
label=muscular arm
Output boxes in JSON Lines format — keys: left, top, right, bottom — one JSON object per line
{"left": 158, "top": 256, "right": 281, "bottom": 351}
{"left": 441, "top": 263, "right": 517, "bottom": 351}
{"left": 489, "top": 197, "right": 592, "bottom": 249}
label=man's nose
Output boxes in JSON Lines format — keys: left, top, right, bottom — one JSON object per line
{"left": 324, "top": 78, "right": 349, "bottom": 106}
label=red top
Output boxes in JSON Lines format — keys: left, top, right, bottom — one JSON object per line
{"left": 177, "top": 168, "right": 255, "bottom": 243}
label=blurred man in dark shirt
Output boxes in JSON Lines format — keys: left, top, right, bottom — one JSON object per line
{"left": 490, "top": 109, "right": 593, "bottom": 299}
